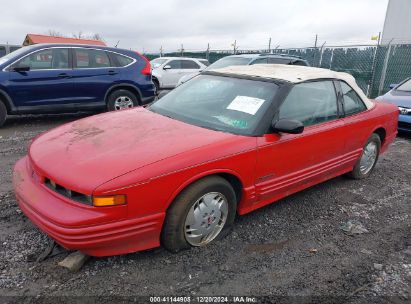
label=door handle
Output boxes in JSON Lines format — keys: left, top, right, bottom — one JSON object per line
{"left": 108, "top": 70, "right": 118, "bottom": 75}
{"left": 57, "top": 73, "right": 70, "bottom": 78}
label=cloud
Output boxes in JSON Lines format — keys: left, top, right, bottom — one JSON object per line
{"left": 0, "top": 0, "right": 388, "bottom": 52}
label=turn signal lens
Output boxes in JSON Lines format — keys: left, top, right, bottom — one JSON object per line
{"left": 93, "top": 195, "right": 126, "bottom": 207}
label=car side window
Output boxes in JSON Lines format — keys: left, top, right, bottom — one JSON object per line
{"left": 111, "top": 53, "right": 133, "bottom": 67}
{"left": 292, "top": 60, "right": 308, "bottom": 66}
{"left": 279, "top": 81, "right": 338, "bottom": 127}
{"left": 182, "top": 60, "right": 200, "bottom": 69}
{"left": 74, "top": 49, "right": 111, "bottom": 69}
{"left": 340, "top": 81, "right": 366, "bottom": 115}
{"left": 199, "top": 60, "right": 210, "bottom": 66}
{"left": 13, "top": 48, "right": 69, "bottom": 70}
{"left": 267, "top": 58, "right": 290, "bottom": 64}
{"left": 252, "top": 58, "right": 268, "bottom": 64}
{"left": 167, "top": 60, "right": 183, "bottom": 69}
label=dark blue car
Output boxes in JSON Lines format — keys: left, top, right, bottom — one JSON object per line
{"left": 377, "top": 77, "right": 411, "bottom": 133}
{"left": 0, "top": 44, "right": 155, "bottom": 127}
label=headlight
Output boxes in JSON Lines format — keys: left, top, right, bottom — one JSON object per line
{"left": 93, "top": 195, "right": 127, "bottom": 207}
{"left": 398, "top": 106, "right": 410, "bottom": 115}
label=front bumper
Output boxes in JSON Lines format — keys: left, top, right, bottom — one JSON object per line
{"left": 398, "top": 114, "right": 411, "bottom": 133}
{"left": 13, "top": 157, "right": 165, "bottom": 256}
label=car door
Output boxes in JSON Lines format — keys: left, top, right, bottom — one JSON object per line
{"left": 254, "top": 80, "right": 347, "bottom": 203}
{"left": 70, "top": 48, "right": 120, "bottom": 104}
{"left": 7, "top": 47, "right": 74, "bottom": 108}
{"left": 161, "top": 60, "right": 186, "bottom": 88}
{"left": 337, "top": 81, "right": 370, "bottom": 156}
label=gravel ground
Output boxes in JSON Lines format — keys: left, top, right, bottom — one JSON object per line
{"left": 0, "top": 113, "right": 410, "bottom": 304}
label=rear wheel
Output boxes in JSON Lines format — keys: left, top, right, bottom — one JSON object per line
{"left": 0, "top": 101, "right": 7, "bottom": 127}
{"left": 107, "top": 89, "right": 139, "bottom": 111}
{"left": 161, "top": 176, "right": 237, "bottom": 253}
{"left": 347, "top": 133, "right": 381, "bottom": 179}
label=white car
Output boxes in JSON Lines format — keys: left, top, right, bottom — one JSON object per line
{"left": 151, "top": 57, "right": 209, "bottom": 92}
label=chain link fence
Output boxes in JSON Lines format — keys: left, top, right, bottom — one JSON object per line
{"left": 146, "top": 43, "right": 411, "bottom": 98}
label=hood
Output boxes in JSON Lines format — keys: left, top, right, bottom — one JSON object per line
{"left": 29, "top": 108, "right": 235, "bottom": 194}
{"left": 379, "top": 90, "right": 411, "bottom": 108}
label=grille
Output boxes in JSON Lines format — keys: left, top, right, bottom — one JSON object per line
{"left": 44, "top": 178, "right": 92, "bottom": 205}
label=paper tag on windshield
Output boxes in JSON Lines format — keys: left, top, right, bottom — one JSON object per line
{"left": 226, "top": 96, "right": 265, "bottom": 115}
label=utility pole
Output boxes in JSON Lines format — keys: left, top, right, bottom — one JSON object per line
{"left": 180, "top": 44, "right": 184, "bottom": 57}
{"left": 206, "top": 43, "right": 210, "bottom": 61}
{"left": 268, "top": 37, "right": 271, "bottom": 53}
{"left": 318, "top": 41, "right": 326, "bottom": 67}
{"left": 160, "top": 46, "right": 163, "bottom": 57}
{"left": 368, "top": 31, "right": 381, "bottom": 97}
{"left": 313, "top": 34, "right": 318, "bottom": 66}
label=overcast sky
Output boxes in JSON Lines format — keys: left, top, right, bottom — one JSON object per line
{"left": 0, "top": 0, "right": 389, "bottom": 53}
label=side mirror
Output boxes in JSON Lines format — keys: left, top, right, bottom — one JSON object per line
{"left": 389, "top": 83, "right": 398, "bottom": 90}
{"left": 163, "top": 65, "right": 171, "bottom": 70}
{"left": 272, "top": 119, "right": 304, "bottom": 134}
{"left": 12, "top": 65, "right": 30, "bottom": 72}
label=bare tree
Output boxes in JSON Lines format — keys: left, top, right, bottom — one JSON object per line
{"left": 91, "top": 33, "right": 104, "bottom": 41}
{"left": 72, "top": 31, "right": 83, "bottom": 39}
{"left": 47, "top": 29, "right": 63, "bottom": 37}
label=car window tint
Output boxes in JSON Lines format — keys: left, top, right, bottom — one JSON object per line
{"left": 74, "top": 49, "right": 110, "bottom": 68}
{"left": 182, "top": 60, "right": 200, "bottom": 69}
{"left": 111, "top": 53, "right": 133, "bottom": 67}
{"left": 340, "top": 81, "right": 366, "bottom": 115}
{"left": 13, "top": 48, "right": 69, "bottom": 70}
{"left": 279, "top": 81, "right": 338, "bottom": 126}
{"left": 167, "top": 60, "right": 183, "bottom": 69}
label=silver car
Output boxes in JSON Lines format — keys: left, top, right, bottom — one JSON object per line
{"left": 177, "top": 54, "right": 309, "bottom": 87}
{"left": 151, "top": 57, "right": 209, "bottom": 92}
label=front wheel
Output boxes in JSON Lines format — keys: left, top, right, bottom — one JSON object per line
{"left": 346, "top": 133, "right": 381, "bottom": 179}
{"left": 107, "top": 89, "right": 139, "bottom": 111}
{"left": 0, "top": 101, "right": 6, "bottom": 127}
{"left": 161, "top": 176, "right": 237, "bottom": 253}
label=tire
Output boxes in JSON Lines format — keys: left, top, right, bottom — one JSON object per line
{"left": 107, "top": 89, "right": 139, "bottom": 111}
{"left": 0, "top": 101, "right": 7, "bottom": 127}
{"left": 153, "top": 78, "right": 160, "bottom": 95}
{"left": 161, "top": 176, "right": 237, "bottom": 253}
{"left": 346, "top": 133, "right": 381, "bottom": 179}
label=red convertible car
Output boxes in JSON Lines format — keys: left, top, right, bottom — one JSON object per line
{"left": 13, "top": 65, "right": 398, "bottom": 256}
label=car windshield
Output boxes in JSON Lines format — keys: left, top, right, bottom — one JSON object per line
{"left": 396, "top": 79, "right": 411, "bottom": 92}
{"left": 149, "top": 74, "right": 278, "bottom": 135}
{"left": 150, "top": 58, "right": 168, "bottom": 69}
{"left": 0, "top": 46, "right": 29, "bottom": 66}
{"left": 206, "top": 57, "right": 252, "bottom": 70}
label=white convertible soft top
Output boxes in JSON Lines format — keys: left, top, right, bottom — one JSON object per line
{"left": 212, "top": 64, "right": 374, "bottom": 109}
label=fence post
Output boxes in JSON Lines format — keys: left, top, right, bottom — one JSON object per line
{"left": 318, "top": 42, "right": 326, "bottom": 68}
{"left": 329, "top": 48, "right": 334, "bottom": 70}
{"left": 378, "top": 43, "right": 392, "bottom": 96}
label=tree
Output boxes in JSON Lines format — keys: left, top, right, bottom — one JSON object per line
{"left": 47, "top": 30, "right": 63, "bottom": 37}
{"left": 91, "top": 33, "right": 104, "bottom": 41}
{"left": 72, "top": 31, "right": 83, "bottom": 39}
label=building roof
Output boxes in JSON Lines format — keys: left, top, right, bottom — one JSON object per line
{"left": 212, "top": 64, "right": 373, "bottom": 108}
{"left": 24, "top": 34, "right": 106, "bottom": 46}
